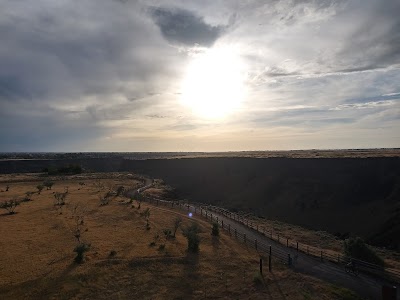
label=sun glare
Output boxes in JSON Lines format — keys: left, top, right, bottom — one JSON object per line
{"left": 181, "top": 47, "right": 246, "bottom": 119}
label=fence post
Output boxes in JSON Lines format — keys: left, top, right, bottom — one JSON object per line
{"left": 216, "top": 216, "right": 219, "bottom": 223}
{"left": 260, "top": 258, "right": 263, "bottom": 275}
{"left": 320, "top": 251, "right": 323, "bottom": 262}
{"left": 206, "top": 211, "right": 208, "bottom": 218}
{"left": 255, "top": 239, "right": 258, "bottom": 250}
{"left": 296, "top": 242, "right": 299, "bottom": 252}
{"left": 221, "top": 220, "right": 224, "bottom": 228}
{"left": 244, "top": 234, "right": 246, "bottom": 244}
{"left": 210, "top": 213, "right": 213, "bottom": 220}
{"left": 269, "top": 246, "right": 272, "bottom": 272}
{"left": 228, "top": 224, "right": 231, "bottom": 235}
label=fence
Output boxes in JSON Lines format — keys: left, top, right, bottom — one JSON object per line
{"left": 203, "top": 203, "right": 400, "bottom": 282}
{"left": 127, "top": 187, "right": 400, "bottom": 282}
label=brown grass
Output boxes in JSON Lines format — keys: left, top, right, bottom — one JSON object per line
{"left": 0, "top": 173, "right": 361, "bottom": 299}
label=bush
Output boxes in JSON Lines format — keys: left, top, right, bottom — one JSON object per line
{"left": 344, "top": 237, "right": 384, "bottom": 267}
{"left": 212, "top": 222, "right": 219, "bottom": 236}
{"left": 163, "top": 229, "right": 172, "bottom": 238}
{"left": 43, "top": 180, "right": 54, "bottom": 190}
{"left": 36, "top": 185, "right": 44, "bottom": 194}
{"left": 0, "top": 199, "right": 20, "bottom": 214}
{"left": 253, "top": 271, "right": 264, "bottom": 287}
{"left": 182, "top": 223, "right": 200, "bottom": 253}
{"left": 74, "top": 243, "right": 91, "bottom": 263}
{"left": 116, "top": 186, "right": 125, "bottom": 196}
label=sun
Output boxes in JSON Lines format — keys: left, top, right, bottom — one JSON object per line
{"left": 181, "top": 47, "right": 246, "bottom": 119}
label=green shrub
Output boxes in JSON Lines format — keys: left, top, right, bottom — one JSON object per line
{"left": 212, "top": 222, "right": 219, "bottom": 236}
{"left": 344, "top": 237, "right": 384, "bottom": 267}
{"left": 0, "top": 199, "right": 20, "bottom": 214}
{"left": 36, "top": 185, "right": 44, "bottom": 194}
{"left": 182, "top": 223, "right": 200, "bottom": 253}
{"left": 43, "top": 180, "right": 54, "bottom": 190}
{"left": 74, "top": 243, "right": 91, "bottom": 263}
{"left": 253, "top": 271, "right": 264, "bottom": 286}
{"left": 163, "top": 229, "right": 172, "bottom": 238}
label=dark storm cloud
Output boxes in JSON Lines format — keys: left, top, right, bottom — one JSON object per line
{"left": 149, "top": 7, "right": 225, "bottom": 46}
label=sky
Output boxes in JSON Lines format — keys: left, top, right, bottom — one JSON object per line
{"left": 0, "top": 0, "right": 399, "bottom": 152}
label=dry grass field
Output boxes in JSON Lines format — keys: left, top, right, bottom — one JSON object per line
{"left": 0, "top": 173, "right": 362, "bottom": 299}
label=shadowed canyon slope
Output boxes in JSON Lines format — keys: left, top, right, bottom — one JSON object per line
{"left": 0, "top": 156, "right": 399, "bottom": 249}
{"left": 120, "top": 157, "right": 400, "bottom": 249}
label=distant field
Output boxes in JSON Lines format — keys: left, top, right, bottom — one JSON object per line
{"left": 1, "top": 148, "right": 400, "bottom": 161}
{"left": 0, "top": 173, "right": 362, "bottom": 299}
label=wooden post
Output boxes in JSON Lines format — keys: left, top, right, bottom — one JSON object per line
{"left": 244, "top": 234, "right": 246, "bottom": 244}
{"left": 228, "top": 224, "right": 231, "bottom": 235}
{"left": 255, "top": 239, "right": 258, "bottom": 250}
{"left": 221, "top": 220, "right": 224, "bottom": 228}
{"left": 206, "top": 211, "right": 208, "bottom": 218}
{"left": 216, "top": 216, "right": 219, "bottom": 223}
{"left": 259, "top": 258, "right": 263, "bottom": 275}
{"left": 210, "top": 213, "right": 212, "bottom": 220}
{"left": 320, "top": 251, "right": 323, "bottom": 262}
{"left": 296, "top": 242, "right": 299, "bottom": 252}
{"left": 269, "top": 246, "right": 272, "bottom": 272}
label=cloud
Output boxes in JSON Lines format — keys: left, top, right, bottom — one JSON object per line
{"left": 149, "top": 6, "right": 225, "bottom": 46}
{"left": 0, "top": 0, "right": 399, "bottom": 151}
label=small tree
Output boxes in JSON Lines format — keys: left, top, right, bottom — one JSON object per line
{"left": 212, "top": 222, "right": 219, "bottom": 236}
{"left": 0, "top": 199, "right": 20, "bottom": 214}
{"left": 116, "top": 186, "right": 125, "bottom": 196}
{"left": 344, "top": 237, "right": 384, "bottom": 267}
{"left": 24, "top": 191, "right": 34, "bottom": 202}
{"left": 182, "top": 222, "right": 200, "bottom": 253}
{"left": 54, "top": 192, "right": 67, "bottom": 214}
{"left": 36, "top": 185, "right": 44, "bottom": 194}
{"left": 74, "top": 243, "right": 91, "bottom": 263}
{"left": 172, "top": 216, "right": 183, "bottom": 238}
{"left": 141, "top": 208, "right": 151, "bottom": 230}
{"left": 43, "top": 180, "right": 54, "bottom": 190}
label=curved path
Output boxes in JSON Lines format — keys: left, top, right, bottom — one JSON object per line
{"left": 188, "top": 205, "right": 399, "bottom": 299}
{"left": 142, "top": 197, "right": 399, "bottom": 299}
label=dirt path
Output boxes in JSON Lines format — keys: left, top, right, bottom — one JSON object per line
{"left": 192, "top": 206, "right": 400, "bottom": 299}
{"left": 143, "top": 199, "right": 399, "bottom": 299}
